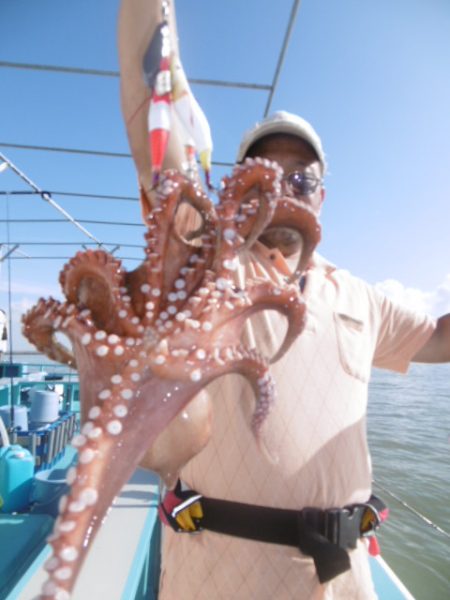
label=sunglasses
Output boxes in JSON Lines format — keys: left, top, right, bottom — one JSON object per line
{"left": 284, "top": 171, "right": 322, "bottom": 197}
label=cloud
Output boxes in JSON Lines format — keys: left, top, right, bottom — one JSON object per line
{"left": 432, "top": 274, "right": 450, "bottom": 315}
{"left": 1, "top": 297, "right": 41, "bottom": 354}
{"left": 375, "top": 274, "right": 450, "bottom": 317}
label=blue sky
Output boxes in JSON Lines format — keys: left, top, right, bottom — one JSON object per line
{"left": 1, "top": 0, "right": 450, "bottom": 350}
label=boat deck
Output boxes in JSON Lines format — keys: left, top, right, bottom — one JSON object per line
{"left": 5, "top": 463, "right": 161, "bottom": 600}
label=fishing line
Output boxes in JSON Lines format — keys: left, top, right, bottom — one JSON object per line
{"left": 373, "top": 479, "right": 450, "bottom": 539}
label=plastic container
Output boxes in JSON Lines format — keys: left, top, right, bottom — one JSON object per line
{"left": 0, "top": 405, "right": 29, "bottom": 432}
{"left": 29, "top": 390, "right": 60, "bottom": 425}
{"left": 31, "top": 467, "right": 69, "bottom": 517}
{"left": 0, "top": 444, "right": 35, "bottom": 512}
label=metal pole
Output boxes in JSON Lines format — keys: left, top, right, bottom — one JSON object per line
{"left": 264, "top": 0, "right": 302, "bottom": 116}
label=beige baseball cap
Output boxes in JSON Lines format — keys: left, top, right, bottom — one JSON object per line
{"left": 236, "top": 110, "right": 327, "bottom": 173}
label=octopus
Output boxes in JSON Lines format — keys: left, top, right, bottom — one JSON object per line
{"left": 22, "top": 157, "right": 321, "bottom": 599}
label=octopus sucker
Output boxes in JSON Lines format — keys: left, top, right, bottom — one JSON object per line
{"left": 22, "top": 161, "right": 320, "bottom": 598}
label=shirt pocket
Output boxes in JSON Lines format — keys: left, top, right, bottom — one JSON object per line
{"left": 333, "top": 312, "right": 371, "bottom": 382}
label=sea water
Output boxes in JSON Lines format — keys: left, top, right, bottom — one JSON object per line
{"left": 7, "top": 355, "right": 450, "bottom": 597}
{"left": 368, "top": 363, "right": 450, "bottom": 599}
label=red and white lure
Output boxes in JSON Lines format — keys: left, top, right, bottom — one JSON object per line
{"left": 143, "top": 0, "right": 213, "bottom": 188}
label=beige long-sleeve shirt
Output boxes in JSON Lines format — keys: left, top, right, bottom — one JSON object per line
{"left": 159, "top": 246, "right": 435, "bottom": 600}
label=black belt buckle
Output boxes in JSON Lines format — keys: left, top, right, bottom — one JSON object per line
{"left": 324, "top": 506, "right": 363, "bottom": 550}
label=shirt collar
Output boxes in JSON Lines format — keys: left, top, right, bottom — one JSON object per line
{"left": 309, "top": 252, "right": 336, "bottom": 274}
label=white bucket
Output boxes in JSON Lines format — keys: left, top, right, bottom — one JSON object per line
{"left": 0, "top": 405, "right": 29, "bottom": 432}
{"left": 29, "top": 390, "right": 60, "bottom": 424}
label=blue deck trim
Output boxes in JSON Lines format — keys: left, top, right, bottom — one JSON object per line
{"left": 4, "top": 544, "right": 51, "bottom": 600}
{"left": 370, "top": 555, "right": 415, "bottom": 599}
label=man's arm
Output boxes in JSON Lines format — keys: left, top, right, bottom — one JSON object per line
{"left": 118, "top": 0, "right": 184, "bottom": 197}
{"left": 412, "top": 313, "right": 450, "bottom": 363}
{"left": 118, "top": 1, "right": 203, "bottom": 239}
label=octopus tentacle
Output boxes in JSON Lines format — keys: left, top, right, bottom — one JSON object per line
{"left": 21, "top": 162, "right": 321, "bottom": 598}
{"left": 60, "top": 250, "right": 141, "bottom": 337}
{"left": 227, "top": 278, "right": 307, "bottom": 364}
{"left": 42, "top": 363, "right": 212, "bottom": 598}
{"left": 152, "top": 273, "right": 304, "bottom": 366}
{"left": 230, "top": 346, "right": 276, "bottom": 441}
{"left": 148, "top": 170, "right": 215, "bottom": 231}
{"left": 264, "top": 197, "right": 322, "bottom": 280}
{"left": 203, "top": 344, "right": 275, "bottom": 443}
{"left": 230, "top": 160, "right": 322, "bottom": 280}
{"left": 192, "top": 344, "right": 275, "bottom": 448}
{"left": 131, "top": 173, "right": 218, "bottom": 324}
{"left": 147, "top": 342, "right": 273, "bottom": 447}
{"left": 216, "top": 157, "right": 281, "bottom": 254}
{"left": 22, "top": 298, "right": 76, "bottom": 367}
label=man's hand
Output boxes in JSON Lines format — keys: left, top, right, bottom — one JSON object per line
{"left": 413, "top": 313, "right": 450, "bottom": 362}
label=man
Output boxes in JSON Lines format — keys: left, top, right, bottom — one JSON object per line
{"left": 117, "top": 3, "right": 450, "bottom": 597}
{"left": 156, "top": 112, "right": 450, "bottom": 600}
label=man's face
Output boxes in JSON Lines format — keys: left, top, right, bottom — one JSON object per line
{"left": 246, "top": 133, "right": 325, "bottom": 256}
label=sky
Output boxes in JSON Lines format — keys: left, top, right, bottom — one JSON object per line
{"left": 1, "top": 0, "right": 450, "bottom": 352}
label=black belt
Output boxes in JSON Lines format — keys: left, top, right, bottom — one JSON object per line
{"left": 159, "top": 482, "right": 387, "bottom": 584}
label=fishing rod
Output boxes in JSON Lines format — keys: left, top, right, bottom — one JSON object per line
{"left": 373, "top": 479, "right": 450, "bottom": 539}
